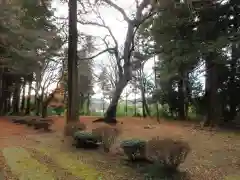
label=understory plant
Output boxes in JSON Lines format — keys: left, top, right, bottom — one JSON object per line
{"left": 146, "top": 137, "right": 191, "bottom": 171}
{"left": 120, "top": 139, "right": 147, "bottom": 160}
{"left": 92, "top": 125, "right": 120, "bottom": 152}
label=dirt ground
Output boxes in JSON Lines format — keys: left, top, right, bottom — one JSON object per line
{"left": 0, "top": 116, "right": 239, "bottom": 180}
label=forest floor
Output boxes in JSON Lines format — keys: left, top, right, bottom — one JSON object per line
{"left": 0, "top": 116, "right": 239, "bottom": 180}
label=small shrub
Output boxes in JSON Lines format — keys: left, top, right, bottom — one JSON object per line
{"left": 92, "top": 126, "right": 120, "bottom": 152}
{"left": 120, "top": 139, "right": 146, "bottom": 160}
{"left": 74, "top": 131, "right": 98, "bottom": 140}
{"left": 64, "top": 122, "right": 86, "bottom": 136}
{"left": 73, "top": 131, "right": 100, "bottom": 149}
{"left": 146, "top": 137, "right": 191, "bottom": 170}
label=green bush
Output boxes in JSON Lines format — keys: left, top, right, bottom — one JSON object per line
{"left": 73, "top": 131, "right": 101, "bottom": 149}
{"left": 120, "top": 139, "right": 147, "bottom": 160}
{"left": 47, "top": 107, "right": 57, "bottom": 116}
{"left": 73, "top": 131, "right": 96, "bottom": 140}
{"left": 53, "top": 107, "right": 65, "bottom": 115}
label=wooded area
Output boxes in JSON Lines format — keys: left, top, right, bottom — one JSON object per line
{"left": 1, "top": 0, "right": 240, "bottom": 129}
{"left": 0, "top": 1, "right": 239, "bottom": 180}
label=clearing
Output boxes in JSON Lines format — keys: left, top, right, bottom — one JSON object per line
{"left": 0, "top": 116, "right": 239, "bottom": 180}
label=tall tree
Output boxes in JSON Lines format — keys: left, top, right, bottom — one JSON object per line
{"left": 140, "top": 0, "right": 240, "bottom": 128}
{"left": 77, "top": 0, "right": 158, "bottom": 123}
{"left": 0, "top": 0, "right": 62, "bottom": 115}
{"left": 67, "top": 0, "right": 79, "bottom": 123}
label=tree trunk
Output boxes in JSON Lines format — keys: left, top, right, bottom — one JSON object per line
{"left": 125, "top": 94, "right": 128, "bottom": 116}
{"left": 102, "top": 95, "right": 105, "bottom": 114}
{"left": 2, "top": 75, "right": 8, "bottom": 114}
{"left": 67, "top": 0, "right": 79, "bottom": 123}
{"left": 26, "top": 80, "right": 32, "bottom": 115}
{"left": 134, "top": 88, "right": 137, "bottom": 116}
{"left": 0, "top": 67, "right": 3, "bottom": 115}
{"left": 142, "top": 100, "right": 146, "bottom": 117}
{"left": 94, "top": 15, "right": 135, "bottom": 123}
{"left": 79, "top": 93, "right": 84, "bottom": 114}
{"left": 8, "top": 92, "right": 12, "bottom": 113}
{"left": 185, "top": 73, "right": 191, "bottom": 119}
{"left": 5, "top": 88, "right": 11, "bottom": 113}
{"left": 178, "top": 78, "right": 185, "bottom": 120}
{"left": 155, "top": 102, "right": 160, "bottom": 122}
{"left": 86, "top": 93, "right": 90, "bottom": 115}
{"left": 35, "top": 96, "right": 40, "bottom": 116}
{"left": 39, "top": 93, "right": 44, "bottom": 115}
{"left": 205, "top": 53, "right": 218, "bottom": 127}
{"left": 140, "top": 67, "right": 150, "bottom": 117}
{"left": 4, "top": 98, "right": 9, "bottom": 114}
{"left": 13, "top": 81, "right": 20, "bottom": 114}
{"left": 20, "top": 79, "right": 26, "bottom": 112}
{"left": 228, "top": 44, "right": 238, "bottom": 121}
{"left": 142, "top": 91, "right": 151, "bottom": 117}
{"left": 103, "top": 77, "right": 128, "bottom": 123}
{"left": 34, "top": 79, "right": 41, "bottom": 116}
{"left": 42, "top": 93, "right": 54, "bottom": 118}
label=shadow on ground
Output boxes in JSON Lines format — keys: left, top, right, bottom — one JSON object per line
{"left": 121, "top": 158, "right": 190, "bottom": 180}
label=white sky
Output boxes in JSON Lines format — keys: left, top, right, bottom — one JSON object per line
{"left": 51, "top": 0, "right": 155, "bottom": 100}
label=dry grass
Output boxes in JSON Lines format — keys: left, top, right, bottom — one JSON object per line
{"left": 0, "top": 116, "right": 239, "bottom": 180}
{"left": 65, "top": 116, "right": 240, "bottom": 180}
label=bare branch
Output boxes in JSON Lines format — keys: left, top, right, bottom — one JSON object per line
{"left": 79, "top": 48, "right": 116, "bottom": 60}
{"left": 77, "top": 17, "right": 119, "bottom": 51}
{"left": 101, "top": 0, "right": 131, "bottom": 22}
{"left": 96, "top": 11, "right": 118, "bottom": 49}
{"left": 100, "top": 35, "right": 123, "bottom": 77}
{"left": 78, "top": 19, "right": 108, "bottom": 28}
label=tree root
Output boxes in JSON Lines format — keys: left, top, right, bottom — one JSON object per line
{"left": 92, "top": 117, "right": 118, "bottom": 125}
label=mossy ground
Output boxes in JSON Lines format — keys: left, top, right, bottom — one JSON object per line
{"left": 1, "top": 145, "right": 139, "bottom": 180}
{"left": 2, "top": 147, "right": 55, "bottom": 180}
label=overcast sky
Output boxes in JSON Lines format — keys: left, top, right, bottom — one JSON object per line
{"left": 51, "top": 0, "right": 155, "bottom": 100}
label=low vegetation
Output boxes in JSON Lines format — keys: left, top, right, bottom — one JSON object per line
{"left": 92, "top": 126, "right": 120, "bottom": 152}
{"left": 146, "top": 137, "right": 191, "bottom": 170}
{"left": 73, "top": 131, "right": 100, "bottom": 149}
{"left": 1, "top": 0, "right": 240, "bottom": 179}
{"left": 120, "top": 139, "right": 147, "bottom": 160}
